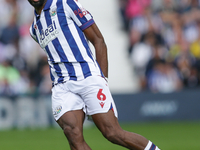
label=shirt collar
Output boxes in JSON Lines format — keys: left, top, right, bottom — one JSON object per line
{"left": 34, "top": 10, "right": 40, "bottom": 18}
{"left": 43, "top": 0, "right": 53, "bottom": 10}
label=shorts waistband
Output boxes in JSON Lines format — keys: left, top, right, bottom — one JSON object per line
{"left": 52, "top": 81, "right": 67, "bottom": 87}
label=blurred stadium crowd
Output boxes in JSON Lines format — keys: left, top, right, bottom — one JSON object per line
{"left": 0, "top": 0, "right": 200, "bottom": 97}
{"left": 0, "top": 0, "right": 51, "bottom": 96}
{"left": 119, "top": 0, "right": 200, "bottom": 93}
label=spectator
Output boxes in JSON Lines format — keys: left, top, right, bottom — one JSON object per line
{"left": 125, "top": 0, "right": 200, "bottom": 91}
{"left": 0, "top": 14, "right": 20, "bottom": 45}
{"left": 174, "top": 43, "right": 197, "bottom": 88}
{"left": 0, "top": 0, "right": 18, "bottom": 29}
{"left": 0, "top": 60, "right": 30, "bottom": 96}
{"left": 0, "top": 0, "right": 46, "bottom": 96}
{"left": 118, "top": 0, "right": 129, "bottom": 31}
{"left": 130, "top": 31, "right": 158, "bottom": 89}
{"left": 147, "top": 60, "right": 182, "bottom": 93}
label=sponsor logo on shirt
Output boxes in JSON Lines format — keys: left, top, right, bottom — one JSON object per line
{"left": 73, "top": 8, "right": 89, "bottom": 18}
{"left": 38, "top": 21, "right": 59, "bottom": 48}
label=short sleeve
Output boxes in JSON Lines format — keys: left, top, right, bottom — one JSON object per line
{"left": 64, "top": 0, "right": 95, "bottom": 30}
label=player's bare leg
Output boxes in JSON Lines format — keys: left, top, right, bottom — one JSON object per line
{"left": 57, "top": 110, "right": 91, "bottom": 150}
{"left": 92, "top": 109, "right": 149, "bottom": 150}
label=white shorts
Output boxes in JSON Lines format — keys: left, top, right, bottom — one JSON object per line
{"left": 51, "top": 76, "right": 118, "bottom": 121}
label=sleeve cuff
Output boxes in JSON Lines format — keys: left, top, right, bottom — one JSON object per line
{"left": 80, "top": 19, "right": 95, "bottom": 30}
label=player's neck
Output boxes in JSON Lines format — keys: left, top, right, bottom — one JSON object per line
{"left": 35, "top": 0, "right": 47, "bottom": 15}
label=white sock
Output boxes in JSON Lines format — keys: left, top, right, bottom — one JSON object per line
{"left": 144, "top": 141, "right": 160, "bottom": 150}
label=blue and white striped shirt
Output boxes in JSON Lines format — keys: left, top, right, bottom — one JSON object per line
{"left": 30, "top": 0, "right": 104, "bottom": 85}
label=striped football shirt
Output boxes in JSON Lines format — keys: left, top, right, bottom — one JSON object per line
{"left": 29, "top": 0, "right": 104, "bottom": 85}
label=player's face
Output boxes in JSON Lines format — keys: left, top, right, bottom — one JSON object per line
{"left": 28, "top": 0, "right": 47, "bottom": 8}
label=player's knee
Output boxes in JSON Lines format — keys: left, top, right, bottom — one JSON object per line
{"left": 102, "top": 128, "right": 122, "bottom": 144}
{"left": 63, "top": 125, "right": 82, "bottom": 140}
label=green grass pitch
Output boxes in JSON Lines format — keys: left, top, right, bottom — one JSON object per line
{"left": 0, "top": 122, "right": 200, "bottom": 150}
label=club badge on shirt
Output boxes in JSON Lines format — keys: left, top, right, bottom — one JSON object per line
{"left": 50, "top": 7, "right": 57, "bottom": 17}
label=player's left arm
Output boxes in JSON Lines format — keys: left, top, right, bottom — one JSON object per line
{"left": 83, "top": 23, "right": 108, "bottom": 78}
{"left": 65, "top": 0, "right": 108, "bottom": 77}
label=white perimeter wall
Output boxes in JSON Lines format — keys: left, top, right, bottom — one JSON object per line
{"left": 79, "top": 0, "right": 139, "bottom": 93}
